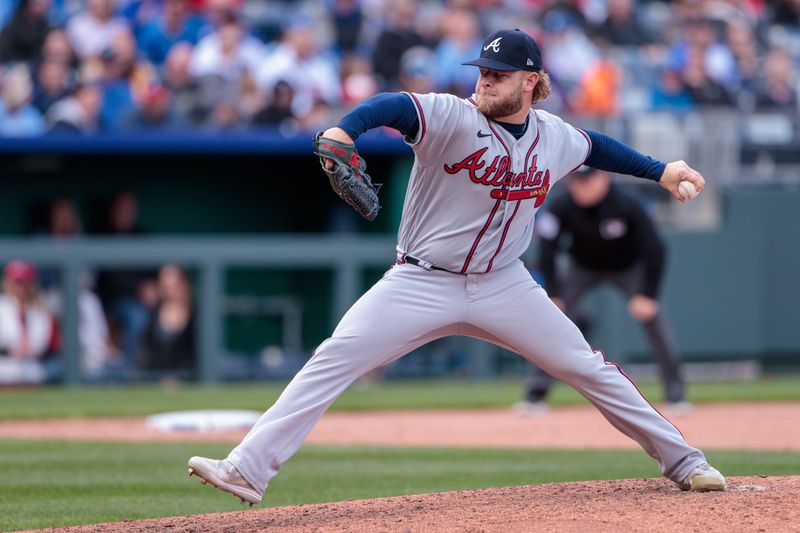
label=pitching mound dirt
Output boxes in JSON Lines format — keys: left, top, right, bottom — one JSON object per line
{"left": 43, "top": 476, "right": 799, "bottom": 533}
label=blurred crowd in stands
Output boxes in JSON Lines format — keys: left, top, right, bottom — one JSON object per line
{"left": 2, "top": 0, "right": 800, "bottom": 384}
{"left": 0, "top": 192, "right": 196, "bottom": 385}
{"left": 1, "top": 0, "right": 800, "bottom": 137}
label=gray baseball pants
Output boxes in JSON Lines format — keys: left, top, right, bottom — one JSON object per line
{"left": 525, "top": 260, "right": 685, "bottom": 403}
{"left": 227, "top": 260, "right": 706, "bottom": 496}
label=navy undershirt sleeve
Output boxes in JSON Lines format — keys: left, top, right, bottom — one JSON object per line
{"left": 337, "top": 92, "right": 419, "bottom": 141}
{"left": 583, "top": 130, "right": 666, "bottom": 182}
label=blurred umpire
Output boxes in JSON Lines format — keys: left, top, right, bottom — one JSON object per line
{"left": 517, "top": 166, "right": 689, "bottom": 413}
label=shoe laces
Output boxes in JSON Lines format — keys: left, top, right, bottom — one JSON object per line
{"left": 682, "top": 463, "right": 711, "bottom": 484}
{"left": 689, "top": 463, "right": 720, "bottom": 480}
{"left": 221, "top": 460, "right": 243, "bottom": 481}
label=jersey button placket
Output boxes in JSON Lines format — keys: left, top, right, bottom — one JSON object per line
{"left": 504, "top": 151, "right": 524, "bottom": 214}
{"left": 465, "top": 273, "right": 478, "bottom": 301}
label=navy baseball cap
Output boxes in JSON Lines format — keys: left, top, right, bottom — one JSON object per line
{"left": 463, "top": 29, "right": 542, "bottom": 72}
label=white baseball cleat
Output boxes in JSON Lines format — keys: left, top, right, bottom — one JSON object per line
{"left": 664, "top": 401, "right": 694, "bottom": 415}
{"left": 678, "top": 463, "right": 727, "bottom": 492}
{"left": 188, "top": 456, "right": 262, "bottom": 506}
{"left": 512, "top": 400, "right": 549, "bottom": 416}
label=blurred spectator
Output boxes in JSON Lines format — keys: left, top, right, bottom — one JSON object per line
{"left": 330, "top": 0, "right": 363, "bottom": 54}
{"left": 66, "top": 0, "right": 129, "bottom": 60}
{"left": 201, "top": 0, "right": 243, "bottom": 35}
{"left": 41, "top": 27, "right": 76, "bottom": 66}
{"left": 591, "top": 0, "right": 649, "bottom": 46}
{"left": 539, "top": 0, "right": 588, "bottom": 29}
{"left": 188, "top": 11, "right": 263, "bottom": 127}
{"left": 570, "top": 56, "right": 621, "bottom": 116}
{"left": 0, "top": 0, "right": 51, "bottom": 63}
{"left": 70, "top": 272, "right": 121, "bottom": 381}
{"left": 140, "top": 264, "right": 195, "bottom": 381}
{"left": 398, "top": 45, "right": 435, "bottom": 94}
{"left": 94, "top": 191, "right": 158, "bottom": 372}
{"left": 667, "top": 17, "right": 737, "bottom": 87}
{"left": 651, "top": 67, "right": 694, "bottom": 111}
{"left": 0, "top": 63, "right": 46, "bottom": 136}
{"left": 190, "top": 73, "right": 228, "bottom": 124}
{"left": 189, "top": 11, "right": 263, "bottom": 82}
{"left": 162, "top": 42, "right": 204, "bottom": 123}
{"left": 237, "top": 68, "right": 262, "bottom": 120}
{"left": 47, "top": 0, "right": 76, "bottom": 27}
{"left": 754, "top": 47, "right": 798, "bottom": 109}
{"left": 681, "top": 46, "right": 736, "bottom": 106}
{"left": 123, "top": 83, "right": 184, "bottom": 129}
{"left": 137, "top": 0, "right": 205, "bottom": 66}
{"left": 0, "top": 261, "right": 60, "bottom": 384}
{"left": 208, "top": 97, "right": 241, "bottom": 130}
{"left": 431, "top": 8, "right": 482, "bottom": 96}
{"left": 770, "top": 0, "right": 800, "bottom": 26}
{"left": 94, "top": 188, "right": 148, "bottom": 236}
{"left": 26, "top": 195, "right": 82, "bottom": 287}
{"left": 36, "top": 197, "right": 121, "bottom": 381}
{"left": 32, "top": 58, "right": 73, "bottom": 113}
{"left": 97, "top": 27, "right": 156, "bottom": 130}
{"left": 372, "top": 0, "right": 425, "bottom": 90}
{"left": 340, "top": 53, "right": 377, "bottom": 106}
{"left": 296, "top": 98, "right": 334, "bottom": 131}
{"left": 725, "top": 18, "right": 760, "bottom": 97}
{"left": 255, "top": 18, "right": 341, "bottom": 121}
{"left": 541, "top": 10, "right": 599, "bottom": 95}
{"left": 46, "top": 82, "right": 102, "bottom": 132}
{"left": 47, "top": 196, "right": 81, "bottom": 238}
{"left": 121, "top": 0, "right": 163, "bottom": 32}
{"left": 252, "top": 78, "right": 295, "bottom": 127}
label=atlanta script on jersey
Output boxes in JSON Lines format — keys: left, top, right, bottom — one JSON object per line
{"left": 397, "top": 92, "right": 591, "bottom": 274}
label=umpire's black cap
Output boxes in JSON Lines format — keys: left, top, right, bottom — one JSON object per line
{"left": 571, "top": 165, "right": 595, "bottom": 178}
{"left": 569, "top": 165, "right": 607, "bottom": 181}
{"left": 463, "top": 29, "right": 542, "bottom": 72}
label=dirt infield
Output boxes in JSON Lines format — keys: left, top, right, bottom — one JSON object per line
{"left": 2, "top": 402, "right": 799, "bottom": 451}
{"left": 38, "top": 476, "right": 800, "bottom": 533}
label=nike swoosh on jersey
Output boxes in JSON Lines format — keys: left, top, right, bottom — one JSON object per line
{"left": 477, "top": 131, "right": 492, "bottom": 138}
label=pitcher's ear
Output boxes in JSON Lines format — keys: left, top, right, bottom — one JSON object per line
{"left": 526, "top": 71, "right": 539, "bottom": 90}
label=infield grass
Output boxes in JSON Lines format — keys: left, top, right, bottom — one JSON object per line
{"left": 1, "top": 440, "right": 799, "bottom": 531}
{"left": 1, "top": 375, "right": 800, "bottom": 419}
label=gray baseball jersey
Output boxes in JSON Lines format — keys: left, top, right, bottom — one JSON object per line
{"left": 398, "top": 92, "right": 590, "bottom": 273}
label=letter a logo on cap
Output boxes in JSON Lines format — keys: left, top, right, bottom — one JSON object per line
{"left": 483, "top": 37, "right": 502, "bottom": 53}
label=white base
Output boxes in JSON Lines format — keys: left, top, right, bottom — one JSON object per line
{"left": 146, "top": 409, "right": 261, "bottom": 432}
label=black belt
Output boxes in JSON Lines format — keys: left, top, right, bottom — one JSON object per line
{"left": 401, "top": 254, "right": 461, "bottom": 274}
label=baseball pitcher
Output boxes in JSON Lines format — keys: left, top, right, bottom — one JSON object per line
{"left": 188, "top": 29, "right": 725, "bottom": 506}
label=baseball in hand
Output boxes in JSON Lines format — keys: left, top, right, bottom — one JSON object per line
{"left": 678, "top": 181, "right": 699, "bottom": 201}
